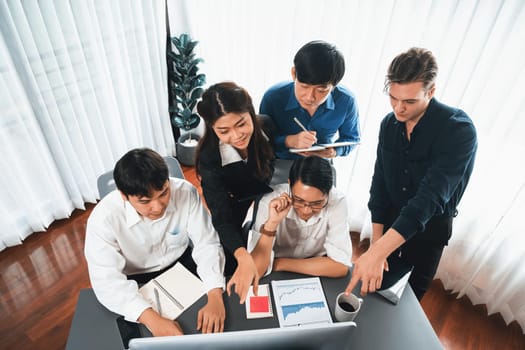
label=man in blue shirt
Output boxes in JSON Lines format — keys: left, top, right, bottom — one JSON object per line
{"left": 260, "top": 40, "right": 360, "bottom": 160}
{"left": 345, "top": 47, "right": 477, "bottom": 300}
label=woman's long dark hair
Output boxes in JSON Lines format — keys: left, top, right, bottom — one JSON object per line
{"left": 195, "top": 82, "right": 273, "bottom": 182}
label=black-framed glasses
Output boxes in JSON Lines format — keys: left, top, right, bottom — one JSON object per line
{"left": 290, "top": 193, "right": 329, "bottom": 210}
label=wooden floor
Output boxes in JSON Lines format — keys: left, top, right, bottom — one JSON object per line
{"left": 1, "top": 165, "right": 524, "bottom": 350}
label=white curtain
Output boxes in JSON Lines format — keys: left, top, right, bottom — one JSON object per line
{"left": 168, "top": 0, "right": 525, "bottom": 332}
{"left": 0, "top": 0, "right": 174, "bottom": 251}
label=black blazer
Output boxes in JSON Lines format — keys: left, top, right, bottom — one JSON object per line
{"left": 197, "top": 146, "right": 272, "bottom": 254}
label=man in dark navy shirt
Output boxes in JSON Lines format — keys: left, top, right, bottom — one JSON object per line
{"left": 345, "top": 48, "right": 477, "bottom": 300}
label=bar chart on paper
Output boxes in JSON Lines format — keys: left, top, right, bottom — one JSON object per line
{"left": 271, "top": 277, "right": 333, "bottom": 327}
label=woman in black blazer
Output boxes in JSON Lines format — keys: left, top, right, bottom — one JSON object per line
{"left": 196, "top": 82, "right": 274, "bottom": 303}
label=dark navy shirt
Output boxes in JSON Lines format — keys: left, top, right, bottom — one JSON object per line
{"left": 368, "top": 98, "right": 477, "bottom": 242}
{"left": 260, "top": 81, "right": 360, "bottom": 159}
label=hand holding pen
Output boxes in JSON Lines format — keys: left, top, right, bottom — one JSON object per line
{"left": 285, "top": 117, "right": 317, "bottom": 149}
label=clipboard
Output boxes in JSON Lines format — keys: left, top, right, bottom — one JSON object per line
{"left": 290, "top": 141, "right": 360, "bottom": 153}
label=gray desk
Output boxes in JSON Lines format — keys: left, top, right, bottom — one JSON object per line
{"left": 66, "top": 272, "right": 443, "bottom": 350}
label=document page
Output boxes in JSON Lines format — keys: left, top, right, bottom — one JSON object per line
{"left": 271, "top": 277, "right": 332, "bottom": 327}
{"left": 138, "top": 263, "right": 206, "bottom": 320}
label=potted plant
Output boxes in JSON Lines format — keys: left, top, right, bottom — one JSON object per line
{"left": 168, "top": 33, "right": 206, "bottom": 166}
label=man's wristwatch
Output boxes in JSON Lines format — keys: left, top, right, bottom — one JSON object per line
{"left": 259, "top": 224, "right": 277, "bottom": 237}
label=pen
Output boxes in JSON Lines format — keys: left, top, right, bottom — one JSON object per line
{"left": 153, "top": 279, "right": 184, "bottom": 310}
{"left": 154, "top": 287, "right": 162, "bottom": 317}
{"left": 293, "top": 117, "right": 309, "bottom": 132}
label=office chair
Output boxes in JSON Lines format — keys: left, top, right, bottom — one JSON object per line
{"left": 97, "top": 156, "right": 184, "bottom": 199}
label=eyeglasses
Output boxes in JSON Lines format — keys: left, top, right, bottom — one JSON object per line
{"left": 290, "top": 193, "right": 329, "bottom": 210}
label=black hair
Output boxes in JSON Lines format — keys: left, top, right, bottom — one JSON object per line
{"left": 288, "top": 156, "right": 333, "bottom": 195}
{"left": 293, "top": 40, "right": 345, "bottom": 86}
{"left": 385, "top": 47, "right": 438, "bottom": 91}
{"left": 195, "top": 81, "right": 274, "bottom": 182}
{"left": 113, "top": 148, "right": 169, "bottom": 197}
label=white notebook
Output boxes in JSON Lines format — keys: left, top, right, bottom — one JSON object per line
{"left": 138, "top": 263, "right": 206, "bottom": 319}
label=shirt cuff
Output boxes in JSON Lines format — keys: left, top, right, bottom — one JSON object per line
{"left": 391, "top": 214, "right": 422, "bottom": 241}
{"left": 122, "top": 295, "right": 153, "bottom": 322}
{"left": 203, "top": 276, "right": 226, "bottom": 294}
{"left": 370, "top": 210, "right": 387, "bottom": 225}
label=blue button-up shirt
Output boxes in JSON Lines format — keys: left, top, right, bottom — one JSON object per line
{"left": 260, "top": 81, "right": 360, "bottom": 159}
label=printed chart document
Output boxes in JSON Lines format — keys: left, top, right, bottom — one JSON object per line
{"left": 245, "top": 284, "right": 273, "bottom": 319}
{"left": 271, "top": 277, "right": 332, "bottom": 327}
{"left": 290, "top": 141, "right": 360, "bottom": 153}
{"left": 138, "top": 262, "right": 206, "bottom": 320}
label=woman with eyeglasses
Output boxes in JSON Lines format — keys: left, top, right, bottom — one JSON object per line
{"left": 248, "top": 156, "right": 352, "bottom": 278}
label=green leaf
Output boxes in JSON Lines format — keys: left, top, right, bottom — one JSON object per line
{"left": 188, "top": 58, "right": 204, "bottom": 71}
{"left": 168, "top": 33, "right": 205, "bottom": 132}
{"left": 190, "top": 87, "right": 204, "bottom": 101}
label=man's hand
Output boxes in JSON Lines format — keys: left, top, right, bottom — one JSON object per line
{"left": 138, "top": 308, "right": 184, "bottom": 337}
{"left": 345, "top": 228, "right": 405, "bottom": 296}
{"left": 285, "top": 131, "right": 317, "bottom": 149}
{"left": 344, "top": 249, "right": 386, "bottom": 297}
{"left": 197, "top": 288, "right": 225, "bottom": 333}
{"left": 226, "top": 248, "right": 259, "bottom": 304}
{"left": 267, "top": 193, "right": 292, "bottom": 225}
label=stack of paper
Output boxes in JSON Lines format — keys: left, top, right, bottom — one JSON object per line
{"left": 245, "top": 284, "right": 273, "bottom": 319}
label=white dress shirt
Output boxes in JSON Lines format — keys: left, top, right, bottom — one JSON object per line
{"left": 248, "top": 183, "right": 352, "bottom": 275}
{"left": 85, "top": 178, "right": 225, "bottom": 322}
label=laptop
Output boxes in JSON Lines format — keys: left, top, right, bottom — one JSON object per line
{"left": 128, "top": 321, "right": 356, "bottom": 350}
{"left": 376, "top": 255, "right": 414, "bottom": 304}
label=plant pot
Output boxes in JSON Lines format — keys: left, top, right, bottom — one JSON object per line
{"left": 176, "top": 133, "right": 200, "bottom": 166}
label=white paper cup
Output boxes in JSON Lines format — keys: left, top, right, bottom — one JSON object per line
{"left": 335, "top": 292, "right": 363, "bottom": 322}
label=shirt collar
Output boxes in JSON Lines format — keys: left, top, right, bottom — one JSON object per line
{"left": 285, "top": 86, "right": 301, "bottom": 111}
{"left": 125, "top": 201, "right": 143, "bottom": 227}
{"left": 219, "top": 141, "right": 244, "bottom": 167}
{"left": 324, "top": 92, "right": 335, "bottom": 110}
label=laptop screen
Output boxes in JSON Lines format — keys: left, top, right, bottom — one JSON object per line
{"left": 128, "top": 321, "right": 356, "bottom": 350}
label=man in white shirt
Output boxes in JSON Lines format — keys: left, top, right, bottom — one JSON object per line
{"left": 85, "top": 148, "right": 226, "bottom": 337}
{"left": 248, "top": 156, "right": 352, "bottom": 277}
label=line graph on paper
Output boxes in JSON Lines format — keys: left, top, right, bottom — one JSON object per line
{"left": 271, "top": 277, "right": 333, "bottom": 327}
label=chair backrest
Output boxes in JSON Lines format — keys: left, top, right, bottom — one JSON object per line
{"left": 257, "top": 114, "right": 277, "bottom": 144}
{"left": 97, "top": 156, "right": 185, "bottom": 199}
